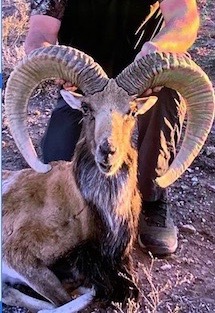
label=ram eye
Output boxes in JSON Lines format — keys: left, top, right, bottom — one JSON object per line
{"left": 81, "top": 102, "right": 89, "bottom": 115}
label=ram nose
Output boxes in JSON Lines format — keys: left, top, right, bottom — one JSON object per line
{"left": 100, "top": 139, "right": 117, "bottom": 156}
{"left": 97, "top": 139, "right": 117, "bottom": 171}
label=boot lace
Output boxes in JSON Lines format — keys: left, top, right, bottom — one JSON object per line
{"left": 143, "top": 198, "right": 169, "bottom": 227}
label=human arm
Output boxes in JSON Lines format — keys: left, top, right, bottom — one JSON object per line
{"left": 136, "top": 0, "right": 200, "bottom": 59}
{"left": 24, "top": 15, "right": 60, "bottom": 54}
{"left": 24, "top": 0, "right": 68, "bottom": 54}
{"left": 24, "top": 13, "right": 75, "bottom": 90}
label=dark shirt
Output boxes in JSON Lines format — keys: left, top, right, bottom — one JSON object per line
{"left": 31, "top": 0, "right": 164, "bottom": 77}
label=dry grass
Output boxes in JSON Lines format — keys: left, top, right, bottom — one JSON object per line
{"left": 141, "top": 256, "right": 170, "bottom": 312}
{"left": 136, "top": 252, "right": 195, "bottom": 313}
{"left": 3, "top": 0, "right": 29, "bottom": 79}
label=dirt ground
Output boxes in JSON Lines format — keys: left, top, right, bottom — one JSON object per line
{"left": 2, "top": 0, "right": 215, "bottom": 312}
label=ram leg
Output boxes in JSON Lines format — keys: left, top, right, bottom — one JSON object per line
{"left": 2, "top": 282, "right": 55, "bottom": 312}
{"left": 11, "top": 259, "right": 71, "bottom": 307}
{"left": 38, "top": 287, "right": 95, "bottom": 313}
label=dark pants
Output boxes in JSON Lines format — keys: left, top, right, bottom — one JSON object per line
{"left": 42, "top": 88, "right": 186, "bottom": 201}
{"left": 41, "top": 98, "right": 83, "bottom": 163}
{"left": 137, "top": 88, "right": 186, "bottom": 201}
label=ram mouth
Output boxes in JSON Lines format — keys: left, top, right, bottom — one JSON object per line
{"left": 98, "top": 162, "right": 113, "bottom": 174}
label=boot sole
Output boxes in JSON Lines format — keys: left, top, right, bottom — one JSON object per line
{"left": 138, "top": 234, "right": 178, "bottom": 256}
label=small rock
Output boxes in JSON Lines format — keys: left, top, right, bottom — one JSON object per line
{"left": 181, "top": 239, "right": 188, "bottom": 243}
{"left": 201, "top": 218, "right": 206, "bottom": 223}
{"left": 206, "top": 260, "right": 212, "bottom": 266}
{"left": 206, "top": 184, "right": 215, "bottom": 192}
{"left": 2, "top": 141, "right": 6, "bottom": 148}
{"left": 191, "top": 176, "right": 198, "bottom": 183}
{"left": 179, "top": 200, "right": 185, "bottom": 206}
{"left": 34, "top": 110, "right": 41, "bottom": 116}
{"left": 181, "top": 184, "right": 189, "bottom": 190}
{"left": 181, "top": 224, "right": 196, "bottom": 234}
{"left": 160, "top": 264, "right": 172, "bottom": 271}
{"left": 206, "top": 146, "right": 215, "bottom": 156}
{"left": 187, "top": 168, "right": 193, "bottom": 173}
{"left": 182, "top": 257, "right": 195, "bottom": 264}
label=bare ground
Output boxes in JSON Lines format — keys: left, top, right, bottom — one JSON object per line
{"left": 2, "top": 0, "right": 215, "bottom": 312}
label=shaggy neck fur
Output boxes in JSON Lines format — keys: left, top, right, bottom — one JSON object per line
{"left": 73, "top": 131, "right": 140, "bottom": 264}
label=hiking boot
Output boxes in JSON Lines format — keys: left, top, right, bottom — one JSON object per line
{"left": 138, "top": 193, "right": 178, "bottom": 256}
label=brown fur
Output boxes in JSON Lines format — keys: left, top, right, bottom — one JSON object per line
{"left": 2, "top": 161, "right": 96, "bottom": 309}
{"left": 3, "top": 161, "right": 95, "bottom": 266}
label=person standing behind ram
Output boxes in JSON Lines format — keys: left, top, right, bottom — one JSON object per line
{"left": 25, "top": 0, "right": 200, "bottom": 256}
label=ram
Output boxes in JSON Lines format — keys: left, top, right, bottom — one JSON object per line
{"left": 2, "top": 46, "right": 215, "bottom": 313}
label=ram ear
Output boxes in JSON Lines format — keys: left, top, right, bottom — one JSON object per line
{"left": 136, "top": 96, "right": 158, "bottom": 115}
{"left": 60, "top": 89, "right": 83, "bottom": 110}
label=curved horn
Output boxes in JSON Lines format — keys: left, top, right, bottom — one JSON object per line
{"left": 116, "top": 52, "right": 215, "bottom": 188}
{"left": 5, "top": 45, "right": 108, "bottom": 173}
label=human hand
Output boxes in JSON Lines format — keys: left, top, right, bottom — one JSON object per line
{"left": 55, "top": 79, "right": 77, "bottom": 91}
{"left": 135, "top": 41, "right": 159, "bottom": 61}
{"left": 140, "top": 86, "right": 163, "bottom": 97}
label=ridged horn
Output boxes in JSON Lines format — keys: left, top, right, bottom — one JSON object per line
{"left": 116, "top": 52, "right": 215, "bottom": 188}
{"left": 5, "top": 45, "right": 108, "bottom": 173}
